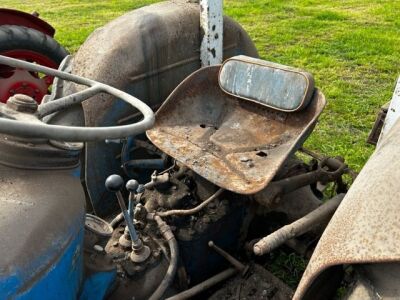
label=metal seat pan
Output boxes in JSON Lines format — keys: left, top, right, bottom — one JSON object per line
{"left": 147, "top": 66, "right": 326, "bottom": 194}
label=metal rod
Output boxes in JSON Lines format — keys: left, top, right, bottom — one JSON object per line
{"left": 166, "top": 268, "right": 238, "bottom": 300}
{"left": 115, "top": 191, "right": 139, "bottom": 245}
{"left": 208, "top": 241, "right": 248, "bottom": 274}
{"left": 254, "top": 194, "right": 345, "bottom": 256}
{"left": 38, "top": 85, "right": 100, "bottom": 117}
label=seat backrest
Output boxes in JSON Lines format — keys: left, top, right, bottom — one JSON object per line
{"left": 218, "top": 55, "right": 315, "bottom": 112}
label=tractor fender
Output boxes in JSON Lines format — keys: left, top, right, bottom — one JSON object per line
{"left": 294, "top": 117, "right": 400, "bottom": 299}
{"left": 0, "top": 8, "right": 55, "bottom": 36}
{"left": 69, "top": 0, "right": 258, "bottom": 216}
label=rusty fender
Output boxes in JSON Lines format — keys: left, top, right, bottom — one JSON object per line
{"left": 294, "top": 118, "right": 400, "bottom": 299}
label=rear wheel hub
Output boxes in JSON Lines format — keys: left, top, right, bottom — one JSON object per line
{"left": 0, "top": 50, "right": 58, "bottom": 103}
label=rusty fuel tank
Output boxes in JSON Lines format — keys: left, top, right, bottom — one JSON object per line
{"left": 0, "top": 97, "right": 85, "bottom": 298}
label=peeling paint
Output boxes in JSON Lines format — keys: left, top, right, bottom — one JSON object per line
{"left": 200, "top": 0, "right": 223, "bottom": 66}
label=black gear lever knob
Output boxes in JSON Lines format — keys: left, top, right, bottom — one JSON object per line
{"left": 105, "top": 174, "right": 124, "bottom": 192}
{"left": 126, "top": 179, "right": 139, "bottom": 194}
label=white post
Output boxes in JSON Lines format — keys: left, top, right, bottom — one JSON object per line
{"left": 378, "top": 76, "right": 400, "bottom": 144}
{"left": 200, "top": 0, "right": 223, "bottom": 67}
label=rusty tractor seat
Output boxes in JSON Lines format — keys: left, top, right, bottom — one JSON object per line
{"left": 147, "top": 55, "right": 326, "bottom": 194}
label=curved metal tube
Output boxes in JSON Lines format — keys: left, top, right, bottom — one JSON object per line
{"left": 0, "top": 55, "right": 154, "bottom": 141}
{"left": 158, "top": 188, "right": 224, "bottom": 217}
{"left": 148, "top": 215, "right": 179, "bottom": 300}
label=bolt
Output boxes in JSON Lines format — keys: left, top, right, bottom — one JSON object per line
{"left": 6, "top": 94, "right": 38, "bottom": 113}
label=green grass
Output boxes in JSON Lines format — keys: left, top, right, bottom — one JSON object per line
{"left": 2, "top": 0, "right": 400, "bottom": 170}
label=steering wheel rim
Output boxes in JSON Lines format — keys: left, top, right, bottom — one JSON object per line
{"left": 0, "top": 55, "right": 154, "bottom": 142}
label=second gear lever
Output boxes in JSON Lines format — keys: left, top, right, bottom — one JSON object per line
{"left": 105, "top": 174, "right": 150, "bottom": 263}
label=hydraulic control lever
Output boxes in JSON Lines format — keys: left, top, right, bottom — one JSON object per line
{"left": 105, "top": 174, "right": 150, "bottom": 263}
{"left": 126, "top": 179, "right": 140, "bottom": 216}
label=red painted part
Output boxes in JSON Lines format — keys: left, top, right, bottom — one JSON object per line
{"left": 0, "top": 50, "right": 58, "bottom": 103}
{"left": 0, "top": 8, "right": 55, "bottom": 36}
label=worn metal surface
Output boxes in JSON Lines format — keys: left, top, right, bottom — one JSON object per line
{"left": 378, "top": 76, "right": 400, "bottom": 145}
{"left": 253, "top": 194, "right": 344, "bottom": 256}
{"left": 147, "top": 66, "right": 326, "bottom": 194}
{"left": 200, "top": 0, "right": 223, "bottom": 66}
{"left": 72, "top": 0, "right": 258, "bottom": 216}
{"left": 254, "top": 158, "right": 346, "bottom": 206}
{"left": 0, "top": 55, "right": 154, "bottom": 142}
{"left": 0, "top": 8, "right": 55, "bottom": 36}
{"left": 219, "top": 56, "right": 315, "bottom": 112}
{"left": 0, "top": 164, "right": 85, "bottom": 298}
{"left": 294, "top": 118, "right": 400, "bottom": 299}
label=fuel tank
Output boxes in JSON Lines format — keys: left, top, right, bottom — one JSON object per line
{"left": 0, "top": 134, "right": 85, "bottom": 299}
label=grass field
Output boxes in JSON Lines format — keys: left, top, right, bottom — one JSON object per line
{"left": 2, "top": 0, "right": 399, "bottom": 171}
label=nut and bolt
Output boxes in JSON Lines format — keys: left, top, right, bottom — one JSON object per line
{"left": 6, "top": 94, "right": 38, "bottom": 113}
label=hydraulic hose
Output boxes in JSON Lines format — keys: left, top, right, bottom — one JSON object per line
{"left": 148, "top": 214, "right": 179, "bottom": 300}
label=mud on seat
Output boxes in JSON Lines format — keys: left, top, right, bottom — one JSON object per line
{"left": 147, "top": 55, "right": 326, "bottom": 194}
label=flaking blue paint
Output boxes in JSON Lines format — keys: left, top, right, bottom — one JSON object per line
{"left": 0, "top": 228, "right": 84, "bottom": 300}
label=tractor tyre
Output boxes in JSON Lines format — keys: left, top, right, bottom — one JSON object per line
{"left": 0, "top": 25, "right": 68, "bottom": 103}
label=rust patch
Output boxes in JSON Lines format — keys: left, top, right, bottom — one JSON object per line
{"left": 147, "top": 66, "right": 326, "bottom": 194}
{"left": 294, "top": 119, "right": 400, "bottom": 299}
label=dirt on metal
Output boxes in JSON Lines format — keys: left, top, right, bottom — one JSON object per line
{"left": 294, "top": 118, "right": 400, "bottom": 299}
{"left": 147, "top": 66, "right": 326, "bottom": 194}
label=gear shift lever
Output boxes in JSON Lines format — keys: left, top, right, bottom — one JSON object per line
{"left": 126, "top": 179, "right": 139, "bottom": 216}
{"left": 105, "top": 174, "right": 150, "bottom": 263}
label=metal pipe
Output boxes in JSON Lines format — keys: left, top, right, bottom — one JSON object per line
{"left": 110, "top": 212, "right": 124, "bottom": 228}
{"left": 148, "top": 214, "right": 179, "bottom": 300}
{"left": 37, "top": 86, "right": 100, "bottom": 117}
{"left": 255, "top": 160, "right": 345, "bottom": 207}
{"left": 158, "top": 188, "right": 224, "bottom": 217}
{"left": 208, "top": 241, "right": 248, "bottom": 275}
{"left": 166, "top": 268, "right": 238, "bottom": 300}
{"left": 254, "top": 194, "right": 345, "bottom": 256}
